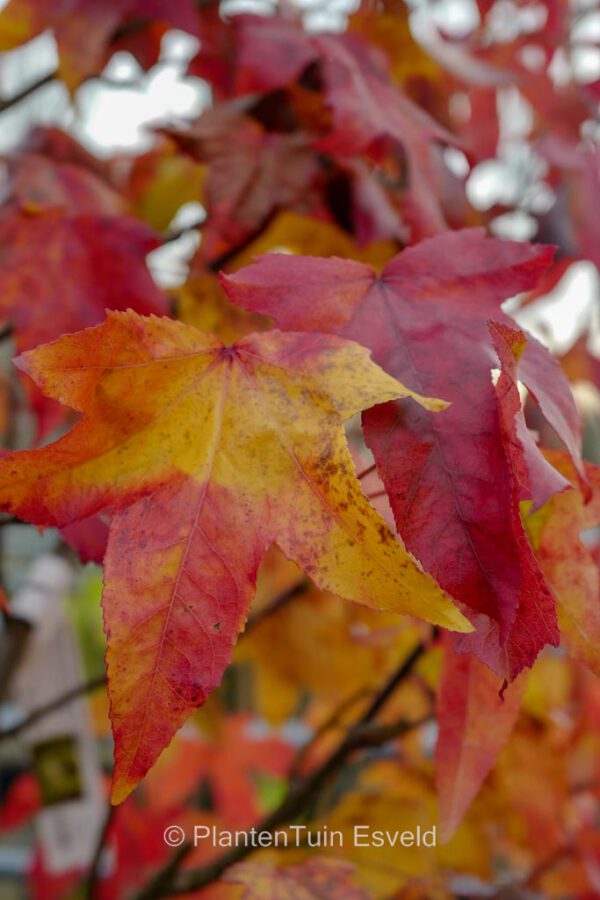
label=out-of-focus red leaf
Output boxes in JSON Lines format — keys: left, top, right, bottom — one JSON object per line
{"left": 146, "top": 717, "right": 293, "bottom": 828}
{"left": 166, "top": 107, "right": 319, "bottom": 262}
{"left": 235, "top": 15, "right": 458, "bottom": 240}
{"left": 59, "top": 515, "right": 110, "bottom": 565}
{"left": 0, "top": 0, "right": 199, "bottom": 88}
{"left": 0, "top": 211, "right": 167, "bottom": 436}
{"left": 538, "top": 137, "right": 600, "bottom": 271}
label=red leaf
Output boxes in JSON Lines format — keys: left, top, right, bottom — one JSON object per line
{"left": 435, "top": 637, "right": 526, "bottom": 840}
{"left": 0, "top": 0, "right": 199, "bottom": 88}
{"left": 59, "top": 515, "right": 110, "bottom": 565}
{"left": 0, "top": 773, "right": 41, "bottom": 832}
{"left": 235, "top": 15, "right": 457, "bottom": 239}
{"left": 0, "top": 211, "right": 168, "bottom": 436}
{"left": 222, "top": 228, "right": 583, "bottom": 677}
{"left": 166, "top": 107, "right": 318, "bottom": 263}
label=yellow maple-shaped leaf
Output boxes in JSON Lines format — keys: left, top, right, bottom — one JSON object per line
{"left": 0, "top": 311, "right": 470, "bottom": 802}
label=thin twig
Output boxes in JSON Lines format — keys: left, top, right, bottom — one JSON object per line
{"left": 0, "top": 72, "right": 57, "bottom": 115}
{"left": 356, "top": 462, "right": 377, "bottom": 480}
{"left": 366, "top": 489, "right": 387, "bottom": 500}
{"left": 245, "top": 579, "right": 309, "bottom": 633}
{"left": 357, "top": 638, "right": 429, "bottom": 724}
{"left": 288, "top": 686, "right": 371, "bottom": 781}
{"left": 0, "top": 675, "right": 106, "bottom": 740}
{"left": 83, "top": 803, "right": 116, "bottom": 900}
{"left": 162, "top": 218, "right": 205, "bottom": 244}
{"left": 0, "top": 581, "right": 308, "bottom": 742}
{"left": 208, "top": 211, "right": 279, "bottom": 273}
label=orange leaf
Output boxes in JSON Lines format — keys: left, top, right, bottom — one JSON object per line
{"left": 0, "top": 311, "right": 470, "bottom": 803}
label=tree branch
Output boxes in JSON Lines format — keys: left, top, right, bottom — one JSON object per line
{"left": 356, "top": 462, "right": 377, "bottom": 480}
{"left": 83, "top": 803, "right": 116, "bottom": 900}
{"left": 0, "top": 580, "right": 308, "bottom": 742}
{"left": 245, "top": 579, "right": 309, "bottom": 633}
{"left": 0, "top": 71, "right": 57, "bottom": 115}
{"left": 0, "top": 516, "right": 34, "bottom": 528}
{"left": 134, "top": 636, "right": 430, "bottom": 899}
{"left": 207, "top": 211, "right": 279, "bottom": 274}
{"left": 0, "top": 675, "right": 106, "bottom": 740}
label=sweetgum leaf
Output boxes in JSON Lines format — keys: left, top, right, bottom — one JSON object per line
{"left": 0, "top": 311, "right": 470, "bottom": 801}
{"left": 222, "top": 228, "right": 584, "bottom": 678}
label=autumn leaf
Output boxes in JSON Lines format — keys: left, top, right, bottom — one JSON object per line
{"left": 229, "top": 211, "right": 396, "bottom": 271}
{"left": 235, "top": 15, "right": 457, "bottom": 238}
{"left": 2, "top": 143, "right": 123, "bottom": 217}
{"left": 0, "top": 311, "right": 470, "bottom": 802}
{"left": 0, "top": 773, "right": 40, "bottom": 833}
{"left": 538, "top": 137, "right": 600, "bottom": 272}
{"left": 59, "top": 515, "right": 110, "bottom": 565}
{"left": 224, "top": 858, "right": 372, "bottom": 899}
{"left": 125, "top": 141, "right": 205, "bottom": 234}
{"left": 347, "top": 3, "right": 441, "bottom": 88}
{"left": 0, "top": 213, "right": 167, "bottom": 353}
{"left": 237, "top": 559, "right": 423, "bottom": 724}
{"left": 490, "top": 321, "right": 571, "bottom": 509}
{"left": 145, "top": 717, "right": 293, "bottom": 828}
{"left": 175, "top": 272, "right": 268, "bottom": 345}
{"left": 221, "top": 228, "right": 584, "bottom": 678}
{"left": 527, "top": 452, "right": 600, "bottom": 677}
{"left": 0, "top": 0, "right": 199, "bottom": 89}
{"left": 187, "top": 2, "right": 237, "bottom": 100}
{"left": 165, "top": 107, "right": 319, "bottom": 263}
{"left": 0, "top": 206, "right": 168, "bottom": 436}
{"left": 435, "top": 637, "right": 526, "bottom": 841}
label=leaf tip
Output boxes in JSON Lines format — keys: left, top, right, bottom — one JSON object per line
{"left": 110, "top": 776, "right": 136, "bottom": 806}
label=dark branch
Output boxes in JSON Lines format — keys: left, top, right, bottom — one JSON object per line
{"left": 83, "top": 804, "right": 116, "bottom": 900}
{"left": 134, "top": 636, "right": 430, "bottom": 899}
{"left": 208, "top": 211, "right": 279, "bottom": 274}
{"left": 0, "top": 675, "right": 106, "bottom": 740}
{"left": 0, "top": 581, "right": 308, "bottom": 743}
{"left": 356, "top": 462, "right": 377, "bottom": 480}
{"left": 245, "top": 579, "right": 309, "bottom": 633}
